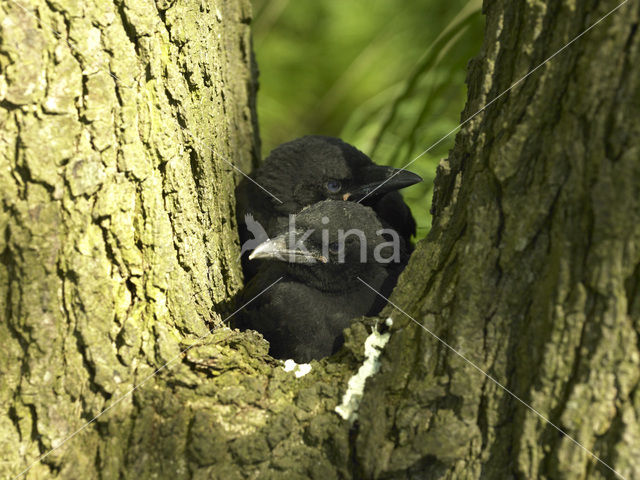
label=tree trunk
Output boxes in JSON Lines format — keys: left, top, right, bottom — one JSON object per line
{"left": 0, "top": 0, "right": 258, "bottom": 477}
{"left": 2, "top": 0, "right": 639, "bottom": 479}
{"left": 355, "top": 1, "right": 640, "bottom": 479}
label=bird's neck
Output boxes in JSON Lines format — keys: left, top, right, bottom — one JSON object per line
{"left": 287, "top": 263, "right": 385, "bottom": 293}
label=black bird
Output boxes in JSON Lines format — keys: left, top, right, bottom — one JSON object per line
{"left": 236, "top": 135, "right": 422, "bottom": 259}
{"left": 235, "top": 200, "right": 400, "bottom": 363}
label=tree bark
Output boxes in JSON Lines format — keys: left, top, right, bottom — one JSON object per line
{"left": 355, "top": 1, "right": 640, "bottom": 479}
{"left": 2, "top": 0, "right": 639, "bottom": 479}
{"left": 0, "top": 0, "right": 257, "bottom": 477}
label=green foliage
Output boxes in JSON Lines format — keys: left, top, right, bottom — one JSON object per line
{"left": 252, "top": 0, "right": 484, "bottom": 237}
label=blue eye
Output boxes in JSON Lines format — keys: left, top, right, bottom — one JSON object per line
{"left": 325, "top": 180, "right": 342, "bottom": 193}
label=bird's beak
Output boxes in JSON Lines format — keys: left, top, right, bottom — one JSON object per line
{"left": 249, "top": 231, "right": 328, "bottom": 264}
{"left": 346, "top": 165, "right": 422, "bottom": 201}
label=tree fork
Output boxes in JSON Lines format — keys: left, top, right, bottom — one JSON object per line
{"left": 1, "top": 0, "right": 639, "bottom": 479}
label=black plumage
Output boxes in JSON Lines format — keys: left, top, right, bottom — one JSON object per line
{"left": 236, "top": 135, "right": 422, "bottom": 262}
{"left": 235, "top": 200, "right": 399, "bottom": 363}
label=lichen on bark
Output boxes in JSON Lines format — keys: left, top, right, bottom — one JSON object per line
{"left": 0, "top": 0, "right": 258, "bottom": 477}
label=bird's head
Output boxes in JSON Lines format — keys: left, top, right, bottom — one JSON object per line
{"left": 249, "top": 200, "right": 399, "bottom": 269}
{"left": 254, "top": 136, "right": 422, "bottom": 213}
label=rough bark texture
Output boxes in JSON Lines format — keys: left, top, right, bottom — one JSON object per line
{"left": 2, "top": 0, "right": 639, "bottom": 479}
{"left": 355, "top": 1, "right": 640, "bottom": 479}
{"left": 0, "top": 0, "right": 258, "bottom": 477}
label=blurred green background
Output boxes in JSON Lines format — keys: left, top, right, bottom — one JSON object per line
{"left": 251, "top": 0, "right": 484, "bottom": 238}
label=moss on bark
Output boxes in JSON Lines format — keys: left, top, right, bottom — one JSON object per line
{"left": 0, "top": 0, "right": 259, "bottom": 477}
{"left": 355, "top": 1, "right": 640, "bottom": 478}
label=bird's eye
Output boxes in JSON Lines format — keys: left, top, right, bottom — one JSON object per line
{"left": 328, "top": 242, "right": 340, "bottom": 254}
{"left": 325, "top": 180, "right": 342, "bottom": 193}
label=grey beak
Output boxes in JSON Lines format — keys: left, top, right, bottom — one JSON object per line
{"left": 346, "top": 165, "right": 422, "bottom": 201}
{"left": 249, "top": 231, "right": 328, "bottom": 264}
